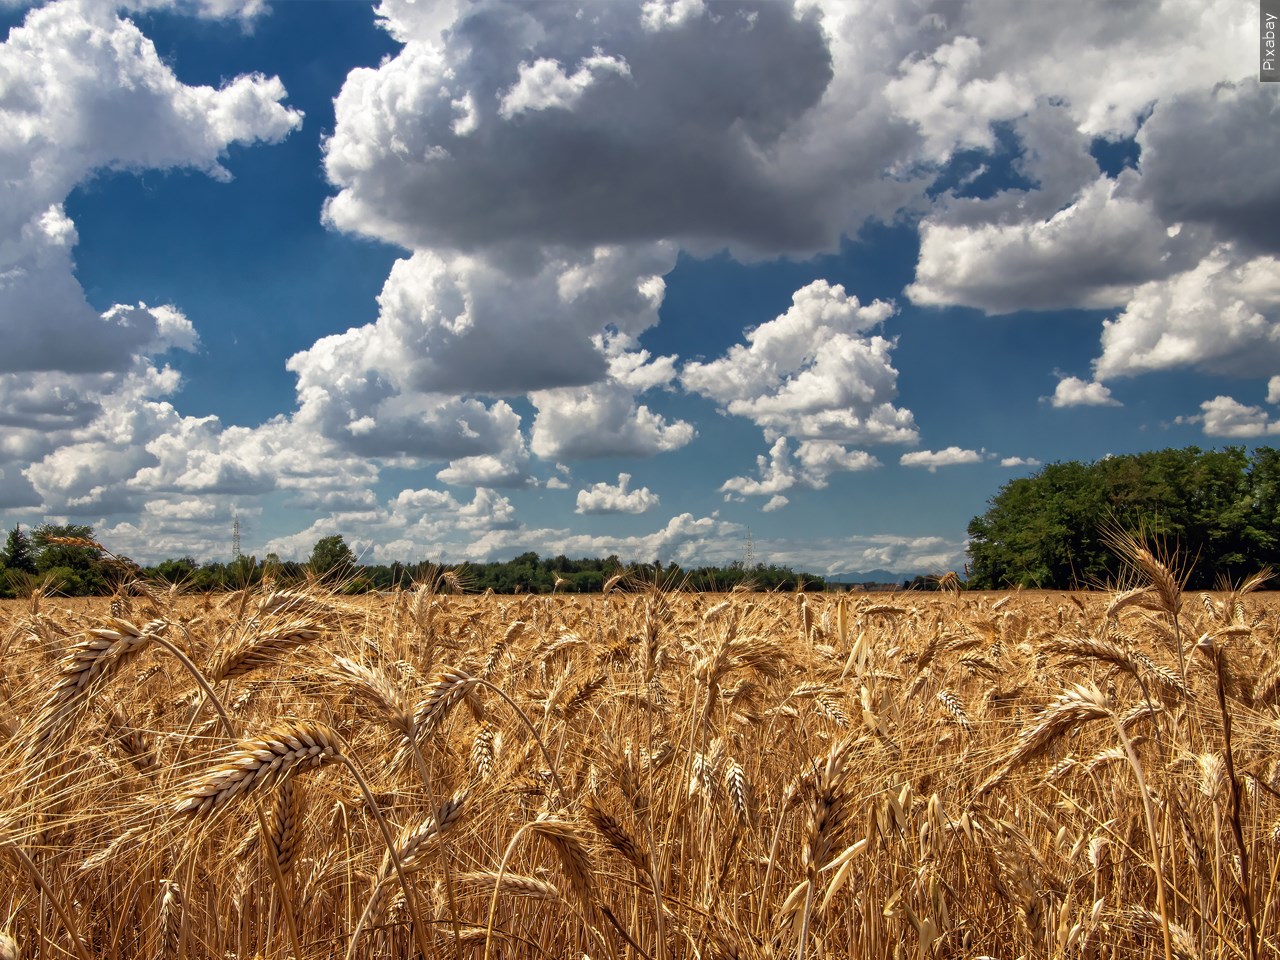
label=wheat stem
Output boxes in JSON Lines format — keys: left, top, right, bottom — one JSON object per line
{"left": 5, "top": 845, "right": 93, "bottom": 960}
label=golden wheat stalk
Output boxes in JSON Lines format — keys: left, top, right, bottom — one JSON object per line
{"left": 26, "top": 617, "right": 167, "bottom": 760}
{"left": 268, "top": 778, "right": 303, "bottom": 875}
{"left": 457, "top": 870, "right": 561, "bottom": 901}
{"left": 357, "top": 788, "right": 470, "bottom": 953}
{"left": 585, "top": 799, "right": 649, "bottom": 874}
{"left": 331, "top": 655, "right": 415, "bottom": 741}
{"left": 383, "top": 788, "right": 470, "bottom": 878}
{"left": 530, "top": 817, "right": 595, "bottom": 906}
{"left": 414, "top": 666, "right": 478, "bottom": 733}
{"left": 173, "top": 722, "right": 340, "bottom": 816}
{"left": 158, "top": 879, "right": 182, "bottom": 960}
{"left": 979, "top": 684, "right": 1113, "bottom": 795}
{"left": 208, "top": 619, "right": 323, "bottom": 683}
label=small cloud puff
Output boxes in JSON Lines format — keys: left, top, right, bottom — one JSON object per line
{"left": 899, "top": 447, "right": 985, "bottom": 472}
{"left": 720, "top": 437, "right": 879, "bottom": 499}
{"left": 1049, "top": 377, "right": 1121, "bottom": 408}
{"left": 575, "top": 473, "right": 660, "bottom": 515}
{"left": 1189, "top": 396, "right": 1280, "bottom": 438}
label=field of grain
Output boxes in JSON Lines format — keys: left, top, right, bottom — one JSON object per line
{"left": 1, "top": 563, "right": 1278, "bottom": 959}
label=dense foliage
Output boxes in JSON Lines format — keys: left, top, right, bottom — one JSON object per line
{"left": 967, "top": 446, "right": 1280, "bottom": 589}
{"left": 0, "top": 527, "right": 825, "bottom": 596}
{"left": 307, "top": 534, "right": 356, "bottom": 582}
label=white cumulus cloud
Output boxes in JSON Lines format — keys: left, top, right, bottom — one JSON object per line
{"left": 575, "top": 473, "right": 660, "bottom": 515}
{"left": 322, "top": 1, "right": 847, "bottom": 257}
{"left": 498, "top": 53, "right": 631, "bottom": 119}
{"left": 683, "top": 280, "right": 915, "bottom": 447}
{"left": 531, "top": 339, "right": 694, "bottom": 460}
{"left": 0, "top": 0, "right": 304, "bottom": 531}
{"left": 0, "top": 1, "right": 299, "bottom": 379}
{"left": 884, "top": 36, "right": 1032, "bottom": 163}
{"left": 640, "top": 0, "right": 706, "bottom": 31}
{"left": 436, "top": 450, "right": 531, "bottom": 488}
{"left": 909, "top": 176, "right": 1204, "bottom": 315}
{"left": 721, "top": 437, "right": 879, "bottom": 500}
{"left": 1191, "top": 396, "right": 1280, "bottom": 438}
{"left": 1094, "top": 247, "right": 1280, "bottom": 381}
{"left": 1049, "top": 377, "right": 1121, "bottom": 408}
{"left": 899, "top": 447, "right": 984, "bottom": 472}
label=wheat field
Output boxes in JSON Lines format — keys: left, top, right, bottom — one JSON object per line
{"left": 0, "top": 561, "right": 1278, "bottom": 959}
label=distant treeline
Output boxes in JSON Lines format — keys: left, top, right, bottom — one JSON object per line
{"left": 967, "top": 446, "right": 1280, "bottom": 590}
{"left": 0, "top": 524, "right": 828, "bottom": 597}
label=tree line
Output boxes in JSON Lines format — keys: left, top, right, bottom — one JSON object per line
{"left": 8, "top": 446, "right": 1272, "bottom": 597}
{"left": 0, "top": 525, "right": 827, "bottom": 597}
{"left": 966, "top": 446, "right": 1280, "bottom": 589}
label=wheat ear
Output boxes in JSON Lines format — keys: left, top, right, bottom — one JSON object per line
{"left": 173, "top": 722, "right": 340, "bottom": 817}
{"left": 332, "top": 655, "right": 415, "bottom": 742}
{"left": 351, "top": 788, "right": 469, "bottom": 959}
{"left": 178, "top": 718, "right": 433, "bottom": 960}
{"left": 458, "top": 871, "right": 561, "bottom": 901}
{"left": 208, "top": 619, "right": 322, "bottom": 683}
{"left": 27, "top": 617, "right": 166, "bottom": 760}
{"left": 797, "top": 739, "right": 852, "bottom": 960}
{"left": 586, "top": 799, "right": 649, "bottom": 874}
{"left": 267, "top": 778, "right": 303, "bottom": 876}
{"left": 158, "top": 879, "right": 183, "bottom": 960}
{"left": 979, "top": 683, "right": 1113, "bottom": 795}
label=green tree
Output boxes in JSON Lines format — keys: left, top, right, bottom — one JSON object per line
{"left": 229, "top": 553, "right": 261, "bottom": 587}
{"left": 967, "top": 447, "right": 1280, "bottom": 590}
{"left": 309, "top": 535, "right": 355, "bottom": 581}
{"left": 31, "top": 523, "right": 107, "bottom": 595}
{"left": 2, "top": 525, "right": 36, "bottom": 574}
{"left": 150, "top": 556, "right": 198, "bottom": 584}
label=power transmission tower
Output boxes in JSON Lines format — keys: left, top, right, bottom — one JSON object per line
{"left": 744, "top": 527, "right": 754, "bottom": 568}
{"left": 232, "top": 514, "right": 242, "bottom": 560}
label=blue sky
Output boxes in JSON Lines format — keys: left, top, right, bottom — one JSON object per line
{"left": 0, "top": 0, "right": 1274, "bottom": 575}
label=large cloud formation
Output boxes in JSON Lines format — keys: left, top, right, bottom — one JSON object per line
{"left": 0, "top": 0, "right": 301, "bottom": 530}
{"left": 894, "top": 2, "right": 1272, "bottom": 420}
{"left": 0, "top": 1, "right": 300, "bottom": 374}
{"left": 323, "top": 1, "right": 842, "bottom": 255}
{"left": 1, "top": 0, "right": 1268, "bottom": 562}
{"left": 684, "top": 280, "right": 910, "bottom": 502}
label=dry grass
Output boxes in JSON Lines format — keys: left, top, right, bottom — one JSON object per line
{"left": 1, "top": 576, "right": 1279, "bottom": 959}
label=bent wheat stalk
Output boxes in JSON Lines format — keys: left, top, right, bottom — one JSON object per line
{"left": 173, "top": 723, "right": 339, "bottom": 816}
{"left": 26, "top": 617, "right": 167, "bottom": 763}
{"left": 348, "top": 788, "right": 470, "bottom": 960}
{"left": 127, "top": 630, "right": 311, "bottom": 960}
{"left": 4, "top": 844, "right": 93, "bottom": 960}
{"left": 421, "top": 666, "right": 570, "bottom": 801}
{"left": 1107, "top": 702, "right": 1175, "bottom": 960}
{"left": 176, "top": 721, "right": 431, "bottom": 960}
{"left": 209, "top": 618, "right": 323, "bottom": 683}
{"left": 1198, "top": 631, "right": 1260, "bottom": 960}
